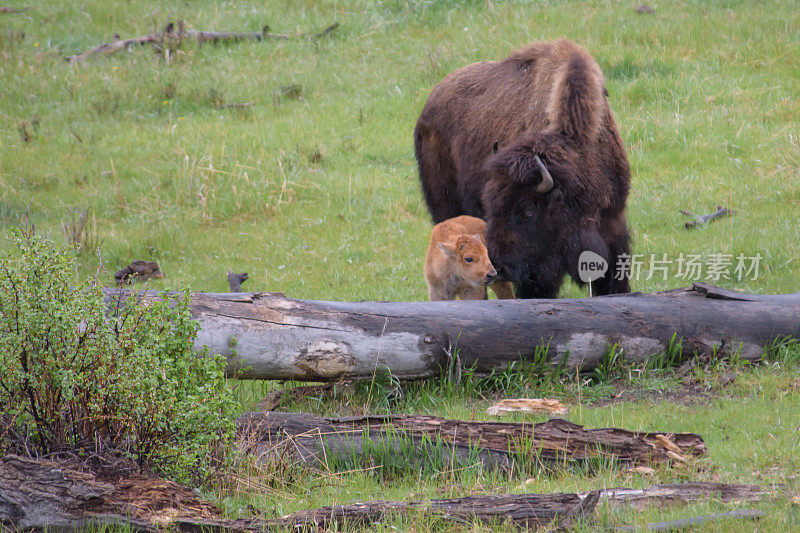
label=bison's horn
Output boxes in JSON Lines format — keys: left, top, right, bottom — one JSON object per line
{"left": 534, "top": 155, "right": 553, "bottom": 193}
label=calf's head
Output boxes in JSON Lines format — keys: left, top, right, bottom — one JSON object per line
{"left": 438, "top": 235, "right": 498, "bottom": 287}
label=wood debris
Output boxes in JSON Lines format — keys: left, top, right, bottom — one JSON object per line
{"left": 485, "top": 398, "right": 569, "bottom": 416}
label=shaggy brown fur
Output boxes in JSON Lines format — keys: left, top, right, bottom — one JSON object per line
{"left": 415, "top": 39, "right": 631, "bottom": 298}
{"left": 424, "top": 215, "right": 515, "bottom": 301}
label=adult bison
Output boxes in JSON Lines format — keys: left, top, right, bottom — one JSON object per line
{"left": 414, "top": 39, "right": 631, "bottom": 298}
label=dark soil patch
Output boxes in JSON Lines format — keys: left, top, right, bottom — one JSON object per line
{"left": 589, "top": 371, "right": 738, "bottom": 407}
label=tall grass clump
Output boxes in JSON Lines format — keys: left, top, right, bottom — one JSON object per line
{"left": 0, "top": 226, "right": 237, "bottom": 484}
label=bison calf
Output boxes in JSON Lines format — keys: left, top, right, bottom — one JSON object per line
{"left": 415, "top": 39, "right": 632, "bottom": 298}
{"left": 424, "top": 215, "right": 515, "bottom": 301}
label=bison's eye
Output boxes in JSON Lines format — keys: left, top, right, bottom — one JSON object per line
{"left": 524, "top": 209, "right": 534, "bottom": 220}
{"left": 464, "top": 257, "right": 474, "bottom": 263}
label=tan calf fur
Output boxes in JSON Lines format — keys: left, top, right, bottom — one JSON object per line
{"left": 424, "top": 215, "right": 515, "bottom": 301}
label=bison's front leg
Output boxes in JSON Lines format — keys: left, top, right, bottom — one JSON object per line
{"left": 515, "top": 279, "right": 561, "bottom": 299}
{"left": 514, "top": 262, "right": 564, "bottom": 299}
{"left": 592, "top": 248, "right": 631, "bottom": 295}
{"left": 592, "top": 217, "right": 632, "bottom": 295}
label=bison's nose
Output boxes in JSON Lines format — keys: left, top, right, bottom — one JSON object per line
{"left": 495, "top": 265, "right": 510, "bottom": 280}
{"left": 486, "top": 268, "right": 498, "bottom": 283}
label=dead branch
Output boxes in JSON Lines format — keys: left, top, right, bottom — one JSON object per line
{"left": 237, "top": 412, "right": 707, "bottom": 471}
{"left": 226, "top": 272, "right": 249, "bottom": 293}
{"left": 0, "top": 6, "right": 30, "bottom": 13}
{"left": 66, "top": 22, "right": 339, "bottom": 62}
{"left": 680, "top": 205, "right": 734, "bottom": 228}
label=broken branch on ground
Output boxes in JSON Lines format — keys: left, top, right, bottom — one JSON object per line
{"left": 66, "top": 21, "right": 339, "bottom": 62}
{"left": 680, "top": 206, "right": 734, "bottom": 228}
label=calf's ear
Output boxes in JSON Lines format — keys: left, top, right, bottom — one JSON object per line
{"left": 437, "top": 241, "right": 457, "bottom": 258}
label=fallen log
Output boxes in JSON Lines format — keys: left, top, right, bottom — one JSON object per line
{"left": 0, "top": 454, "right": 220, "bottom": 531}
{"left": 143, "top": 282, "right": 800, "bottom": 381}
{"left": 66, "top": 21, "right": 339, "bottom": 62}
{"left": 0, "top": 454, "right": 766, "bottom": 531}
{"left": 237, "top": 412, "right": 706, "bottom": 471}
{"left": 275, "top": 491, "right": 599, "bottom": 530}
{"left": 269, "top": 482, "right": 767, "bottom": 530}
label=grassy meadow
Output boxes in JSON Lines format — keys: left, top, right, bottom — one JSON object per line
{"left": 1, "top": 0, "right": 799, "bottom": 530}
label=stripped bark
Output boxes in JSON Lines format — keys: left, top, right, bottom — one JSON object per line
{"left": 123, "top": 282, "right": 800, "bottom": 381}
{"left": 66, "top": 22, "right": 339, "bottom": 62}
{"left": 237, "top": 412, "right": 707, "bottom": 471}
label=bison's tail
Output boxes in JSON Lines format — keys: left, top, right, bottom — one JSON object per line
{"left": 546, "top": 50, "right": 606, "bottom": 146}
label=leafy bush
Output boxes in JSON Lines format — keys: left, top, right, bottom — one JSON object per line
{"left": 0, "top": 228, "right": 237, "bottom": 484}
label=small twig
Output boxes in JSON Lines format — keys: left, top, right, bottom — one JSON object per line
{"left": 680, "top": 205, "right": 734, "bottom": 229}
{"left": 0, "top": 6, "right": 30, "bottom": 13}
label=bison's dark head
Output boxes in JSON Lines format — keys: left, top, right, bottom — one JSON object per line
{"left": 481, "top": 136, "right": 588, "bottom": 290}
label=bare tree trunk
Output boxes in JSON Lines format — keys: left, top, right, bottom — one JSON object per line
{"left": 160, "top": 283, "right": 800, "bottom": 381}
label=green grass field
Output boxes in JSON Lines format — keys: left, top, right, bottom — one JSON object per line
{"left": 1, "top": 0, "right": 799, "bottom": 530}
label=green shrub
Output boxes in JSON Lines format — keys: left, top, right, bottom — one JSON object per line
{"left": 0, "top": 227, "right": 237, "bottom": 485}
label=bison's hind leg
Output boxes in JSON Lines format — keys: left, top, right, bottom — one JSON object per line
{"left": 415, "top": 123, "right": 463, "bottom": 223}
